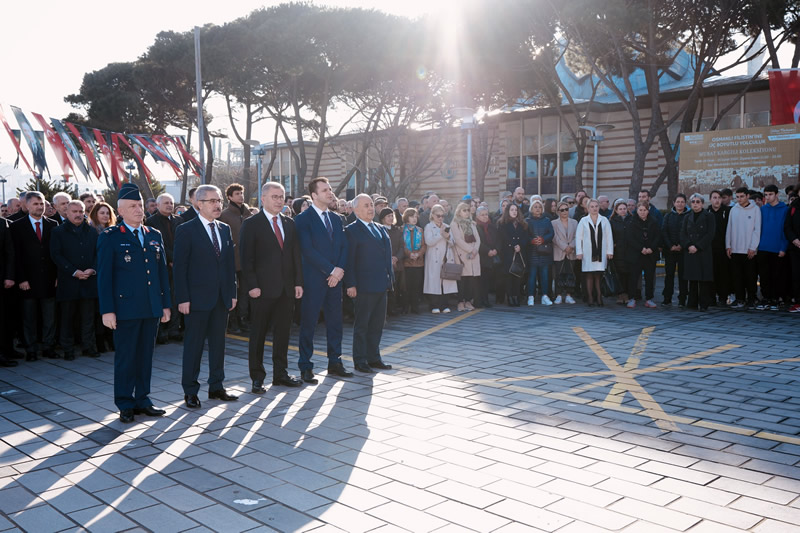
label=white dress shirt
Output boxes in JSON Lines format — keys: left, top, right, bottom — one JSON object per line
{"left": 264, "top": 210, "right": 284, "bottom": 241}
{"left": 198, "top": 214, "right": 222, "bottom": 249}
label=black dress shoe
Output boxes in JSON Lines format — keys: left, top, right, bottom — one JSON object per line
{"left": 327, "top": 363, "right": 353, "bottom": 378}
{"left": 184, "top": 395, "right": 201, "bottom": 409}
{"left": 252, "top": 381, "right": 266, "bottom": 394}
{"left": 0, "top": 357, "right": 18, "bottom": 367}
{"left": 42, "top": 349, "right": 60, "bottom": 359}
{"left": 208, "top": 389, "right": 238, "bottom": 401}
{"left": 133, "top": 406, "right": 166, "bottom": 416}
{"left": 301, "top": 369, "right": 318, "bottom": 384}
{"left": 272, "top": 375, "right": 302, "bottom": 387}
{"left": 64, "top": 353, "right": 75, "bottom": 361}
{"left": 355, "top": 364, "right": 374, "bottom": 373}
{"left": 25, "top": 353, "right": 37, "bottom": 362}
{"left": 369, "top": 361, "right": 392, "bottom": 370}
{"left": 119, "top": 409, "right": 135, "bottom": 423}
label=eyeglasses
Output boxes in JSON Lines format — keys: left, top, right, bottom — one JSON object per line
{"left": 690, "top": 200, "right": 703, "bottom": 204}
{"left": 433, "top": 214, "right": 443, "bottom": 218}
{"left": 199, "top": 199, "right": 222, "bottom": 204}
{"left": 558, "top": 208, "right": 569, "bottom": 212}
{"left": 567, "top": 201, "right": 575, "bottom": 205}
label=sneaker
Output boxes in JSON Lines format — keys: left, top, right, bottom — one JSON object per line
{"left": 789, "top": 304, "right": 800, "bottom": 313}
{"left": 554, "top": 295, "right": 563, "bottom": 304}
{"left": 542, "top": 295, "right": 553, "bottom": 306}
{"left": 457, "top": 302, "right": 465, "bottom": 312}
{"left": 731, "top": 301, "right": 746, "bottom": 310}
{"left": 565, "top": 295, "right": 576, "bottom": 304}
{"left": 645, "top": 300, "right": 657, "bottom": 308}
{"left": 431, "top": 308, "right": 440, "bottom": 314}
{"left": 755, "top": 300, "right": 768, "bottom": 311}
{"left": 442, "top": 308, "right": 451, "bottom": 313}
{"left": 626, "top": 299, "right": 636, "bottom": 308}
{"left": 768, "top": 300, "right": 779, "bottom": 311}
{"left": 727, "top": 294, "right": 736, "bottom": 305}
{"left": 527, "top": 296, "right": 534, "bottom": 306}
{"left": 464, "top": 301, "right": 474, "bottom": 311}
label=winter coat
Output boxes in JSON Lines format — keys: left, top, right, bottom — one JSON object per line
{"left": 423, "top": 222, "right": 458, "bottom": 295}
{"left": 401, "top": 224, "right": 426, "bottom": 268}
{"left": 498, "top": 221, "right": 529, "bottom": 268}
{"left": 218, "top": 202, "right": 252, "bottom": 271}
{"left": 386, "top": 225, "right": 406, "bottom": 272}
{"left": 725, "top": 201, "right": 761, "bottom": 254}
{"left": 625, "top": 215, "right": 662, "bottom": 266}
{"left": 476, "top": 220, "right": 501, "bottom": 270}
{"left": 662, "top": 208, "right": 688, "bottom": 250}
{"left": 551, "top": 217, "right": 577, "bottom": 262}
{"left": 784, "top": 198, "right": 800, "bottom": 255}
{"left": 575, "top": 215, "right": 614, "bottom": 272}
{"left": 708, "top": 205, "right": 730, "bottom": 252}
{"left": 525, "top": 215, "right": 554, "bottom": 265}
{"left": 450, "top": 219, "right": 481, "bottom": 276}
{"left": 609, "top": 214, "right": 630, "bottom": 274}
{"left": 759, "top": 201, "right": 789, "bottom": 253}
{"left": 680, "top": 210, "right": 715, "bottom": 282}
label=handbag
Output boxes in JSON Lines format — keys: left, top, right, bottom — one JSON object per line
{"left": 509, "top": 251, "right": 526, "bottom": 278}
{"left": 440, "top": 243, "right": 463, "bottom": 281}
{"left": 556, "top": 261, "right": 576, "bottom": 290}
{"left": 601, "top": 264, "right": 619, "bottom": 297}
{"left": 535, "top": 243, "right": 553, "bottom": 256}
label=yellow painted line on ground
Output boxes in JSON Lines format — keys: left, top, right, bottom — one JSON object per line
{"left": 754, "top": 431, "right": 800, "bottom": 446}
{"left": 573, "top": 326, "right": 680, "bottom": 432}
{"left": 604, "top": 326, "right": 655, "bottom": 406}
{"left": 382, "top": 309, "right": 483, "bottom": 355}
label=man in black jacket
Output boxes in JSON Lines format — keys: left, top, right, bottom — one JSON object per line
{"left": 10, "top": 192, "right": 58, "bottom": 361}
{"left": 0, "top": 216, "right": 17, "bottom": 367}
{"left": 146, "top": 193, "right": 183, "bottom": 343}
{"left": 52, "top": 192, "right": 71, "bottom": 225}
{"left": 661, "top": 194, "right": 688, "bottom": 306}
{"left": 708, "top": 190, "right": 732, "bottom": 306}
{"left": 178, "top": 187, "right": 199, "bottom": 223}
{"left": 50, "top": 200, "right": 99, "bottom": 360}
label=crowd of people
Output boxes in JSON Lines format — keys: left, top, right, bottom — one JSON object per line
{"left": 1, "top": 178, "right": 797, "bottom": 422}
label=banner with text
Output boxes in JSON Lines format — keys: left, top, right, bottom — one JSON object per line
{"left": 678, "top": 124, "right": 800, "bottom": 196}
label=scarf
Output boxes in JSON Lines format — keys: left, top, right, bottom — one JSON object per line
{"left": 477, "top": 219, "right": 493, "bottom": 247}
{"left": 456, "top": 216, "right": 474, "bottom": 237}
{"left": 403, "top": 223, "right": 421, "bottom": 251}
{"left": 589, "top": 217, "right": 603, "bottom": 262}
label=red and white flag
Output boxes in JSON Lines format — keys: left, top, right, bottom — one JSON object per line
{"left": 769, "top": 69, "right": 800, "bottom": 125}
{"left": 0, "top": 104, "right": 35, "bottom": 175}
{"left": 31, "top": 112, "right": 74, "bottom": 180}
{"left": 93, "top": 129, "right": 122, "bottom": 188}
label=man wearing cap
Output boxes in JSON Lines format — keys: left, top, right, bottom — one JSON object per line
{"left": 97, "top": 183, "right": 171, "bottom": 424}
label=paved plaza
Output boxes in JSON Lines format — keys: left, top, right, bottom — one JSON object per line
{"left": 2, "top": 294, "right": 800, "bottom": 532}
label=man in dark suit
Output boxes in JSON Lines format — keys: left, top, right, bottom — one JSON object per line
{"left": 0, "top": 216, "right": 17, "bottom": 367}
{"left": 8, "top": 193, "right": 28, "bottom": 222}
{"left": 173, "top": 185, "right": 238, "bottom": 409}
{"left": 179, "top": 187, "right": 199, "bottom": 223}
{"left": 51, "top": 192, "right": 71, "bottom": 225}
{"left": 345, "top": 195, "right": 394, "bottom": 373}
{"left": 295, "top": 177, "right": 352, "bottom": 384}
{"left": 10, "top": 191, "right": 58, "bottom": 361}
{"left": 240, "top": 182, "right": 304, "bottom": 392}
{"left": 97, "top": 183, "right": 171, "bottom": 423}
{"left": 50, "top": 200, "right": 99, "bottom": 360}
{"left": 146, "top": 193, "right": 183, "bottom": 343}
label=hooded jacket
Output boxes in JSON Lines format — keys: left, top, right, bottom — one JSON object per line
{"left": 758, "top": 201, "right": 789, "bottom": 253}
{"left": 725, "top": 200, "right": 761, "bottom": 254}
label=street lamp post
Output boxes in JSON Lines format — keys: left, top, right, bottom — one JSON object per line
{"left": 244, "top": 140, "right": 264, "bottom": 209}
{"left": 579, "top": 124, "right": 615, "bottom": 198}
{"left": 453, "top": 107, "right": 476, "bottom": 197}
{"left": 125, "top": 161, "right": 136, "bottom": 182}
{"left": 0, "top": 176, "right": 7, "bottom": 203}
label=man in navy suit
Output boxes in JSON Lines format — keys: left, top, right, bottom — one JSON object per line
{"left": 97, "top": 183, "right": 171, "bottom": 423}
{"left": 294, "top": 177, "right": 352, "bottom": 383}
{"left": 173, "top": 185, "right": 238, "bottom": 409}
{"left": 345, "top": 194, "right": 394, "bottom": 373}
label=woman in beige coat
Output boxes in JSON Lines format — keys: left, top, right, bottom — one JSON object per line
{"left": 424, "top": 204, "right": 458, "bottom": 313}
{"left": 450, "top": 202, "right": 481, "bottom": 311}
{"left": 551, "top": 201, "right": 578, "bottom": 304}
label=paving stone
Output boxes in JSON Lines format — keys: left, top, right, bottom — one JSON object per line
{"left": 128, "top": 503, "right": 199, "bottom": 532}
{"left": 667, "top": 497, "right": 762, "bottom": 529}
{"left": 92, "top": 486, "right": 157, "bottom": 513}
{"left": 187, "top": 503, "right": 261, "bottom": 532}
{"left": 427, "top": 500, "right": 511, "bottom": 532}
{"left": 312, "top": 502, "right": 385, "bottom": 533}
{"left": 608, "top": 497, "right": 702, "bottom": 531}
{"left": 148, "top": 484, "right": 215, "bottom": 513}
{"left": 544, "top": 498, "right": 634, "bottom": 531}
{"left": 7, "top": 502, "right": 74, "bottom": 532}
{"left": 366, "top": 502, "right": 448, "bottom": 533}
{"left": 68, "top": 505, "right": 138, "bottom": 533}
{"left": 246, "top": 503, "right": 322, "bottom": 532}
{"left": 0, "top": 486, "right": 43, "bottom": 513}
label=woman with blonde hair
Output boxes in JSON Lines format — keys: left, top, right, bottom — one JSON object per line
{"left": 450, "top": 202, "right": 481, "bottom": 311}
{"left": 576, "top": 198, "right": 614, "bottom": 306}
{"left": 423, "top": 204, "right": 458, "bottom": 313}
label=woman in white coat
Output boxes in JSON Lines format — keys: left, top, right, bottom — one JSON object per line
{"left": 424, "top": 204, "right": 458, "bottom": 313}
{"left": 576, "top": 199, "right": 614, "bottom": 306}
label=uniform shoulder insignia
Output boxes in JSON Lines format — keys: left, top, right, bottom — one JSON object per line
{"left": 103, "top": 226, "right": 118, "bottom": 234}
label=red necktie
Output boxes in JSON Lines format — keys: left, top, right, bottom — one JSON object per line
{"left": 35, "top": 221, "right": 41, "bottom": 242}
{"left": 272, "top": 216, "right": 284, "bottom": 249}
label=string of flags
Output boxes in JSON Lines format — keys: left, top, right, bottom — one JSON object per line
{"left": 0, "top": 103, "right": 203, "bottom": 190}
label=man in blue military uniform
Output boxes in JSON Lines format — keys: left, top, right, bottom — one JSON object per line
{"left": 97, "top": 183, "right": 171, "bottom": 424}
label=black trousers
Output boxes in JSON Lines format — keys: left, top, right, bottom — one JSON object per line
{"left": 22, "top": 297, "right": 55, "bottom": 354}
{"left": 662, "top": 251, "right": 687, "bottom": 303}
{"left": 404, "top": 267, "right": 424, "bottom": 310}
{"left": 352, "top": 290, "right": 387, "bottom": 367}
{"left": 687, "top": 281, "right": 713, "bottom": 309}
{"left": 711, "top": 249, "right": 732, "bottom": 301}
{"left": 757, "top": 251, "right": 790, "bottom": 302}
{"left": 181, "top": 296, "right": 229, "bottom": 396}
{"left": 60, "top": 298, "right": 97, "bottom": 355}
{"left": 388, "top": 270, "right": 403, "bottom": 313}
{"left": 730, "top": 253, "right": 758, "bottom": 303}
{"left": 157, "top": 266, "right": 180, "bottom": 340}
{"left": 248, "top": 292, "right": 293, "bottom": 382}
{"left": 628, "top": 256, "right": 657, "bottom": 301}
{"left": 230, "top": 270, "right": 249, "bottom": 324}
{"left": 790, "top": 249, "right": 800, "bottom": 302}
{"left": 458, "top": 276, "right": 477, "bottom": 302}
{"left": 506, "top": 272, "right": 522, "bottom": 302}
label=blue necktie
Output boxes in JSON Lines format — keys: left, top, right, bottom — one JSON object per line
{"left": 368, "top": 222, "right": 382, "bottom": 240}
{"left": 324, "top": 212, "right": 333, "bottom": 239}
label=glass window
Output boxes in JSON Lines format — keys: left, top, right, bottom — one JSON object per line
{"left": 745, "top": 90, "right": 770, "bottom": 113}
{"left": 525, "top": 156, "right": 538, "bottom": 179}
{"left": 541, "top": 153, "right": 558, "bottom": 177}
{"left": 717, "top": 114, "right": 741, "bottom": 131}
{"left": 745, "top": 111, "right": 770, "bottom": 128}
{"left": 507, "top": 156, "right": 520, "bottom": 181}
{"left": 561, "top": 152, "right": 578, "bottom": 177}
{"left": 506, "top": 122, "right": 521, "bottom": 156}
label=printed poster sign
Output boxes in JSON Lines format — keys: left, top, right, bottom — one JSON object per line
{"left": 679, "top": 124, "right": 800, "bottom": 196}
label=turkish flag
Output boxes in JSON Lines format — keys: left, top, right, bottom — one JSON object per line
{"left": 769, "top": 70, "right": 800, "bottom": 125}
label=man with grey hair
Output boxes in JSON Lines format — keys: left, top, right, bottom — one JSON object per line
{"left": 419, "top": 194, "right": 439, "bottom": 228}
{"left": 394, "top": 197, "right": 408, "bottom": 228}
{"left": 52, "top": 191, "right": 71, "bottom": 225}
{"left": 147, "top": 192, "right": 183, "bottom": 343}
{"left": 6, "top": 198, "right": 20, "bottom": 217}
{"left": 598, "top": 195, "right": 611, "bottom": 217}
{"left": 8, "top": 193, "right": 28, "bottom": 222}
